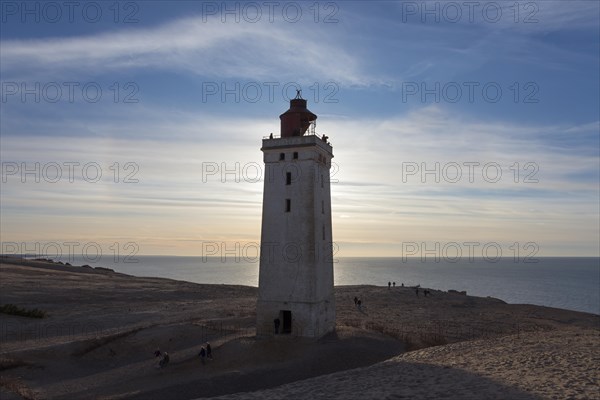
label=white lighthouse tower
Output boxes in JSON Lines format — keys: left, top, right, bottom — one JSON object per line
{"left": 256, "top": 92, "right": 335, "bottom": 338}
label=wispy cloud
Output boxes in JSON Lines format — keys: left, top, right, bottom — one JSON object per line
{"left": 1, "top": 1, "right": 597, "bottom": 257}
{"left": 1, "top": 103, "right": 598, "bottom": 255}
{"left": 0, "top": 15, "right": 374, "bottom": 85}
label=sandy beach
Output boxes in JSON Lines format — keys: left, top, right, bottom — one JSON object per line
{"left": 1, "top": 257, "right": 598, "bottom": 399}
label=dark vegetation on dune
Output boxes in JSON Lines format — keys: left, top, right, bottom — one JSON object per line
{"left": 0, "top": 304, "right": 47, "bottom": 319}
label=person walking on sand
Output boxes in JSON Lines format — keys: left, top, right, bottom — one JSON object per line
{"left": 206, "top": 342, "right": 212, "bottom": 360}
{"left": 388, "top": 281, "right": 391, "bottom": 289}
{"left": 393, "top": 282, "right": 396, "bottom": 287}
{"left": 415, "top": 287, "right": 419, "bottom": 297}
{"left": 354, "top": 296, "right": 358, "bottom": 306}
{"left": 274, "top": 318, "right": 281, "bottom": 334}
{"left": 357, "top": 299, "right": 362, "bottom": 311}
{"left": 199, "top": 346, "right": 206, "bottom": 364}
{"left": 158, "top": 352, "right": 169, "bottom": 368}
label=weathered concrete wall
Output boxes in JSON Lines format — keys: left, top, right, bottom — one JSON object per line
{"left": 256, "top": 135, "right": 335, "bottom": 338}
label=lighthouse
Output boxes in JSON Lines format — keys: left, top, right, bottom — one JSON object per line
{"left": 256, "top": 91, "right": 335, "bottom": 338}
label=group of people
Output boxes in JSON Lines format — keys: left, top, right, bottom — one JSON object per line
{"left": 154, "top": 349, "right": 170, "bottom": 368}
{"left": 385, "top": 281, "right": 432, "bottom": 297}
{"left": 353, "top": 296, "right": 363, "bottom": 310}
{"left": 153, "top": 343, "right": 213, "bottom": 368}
{"left": 198, "top": 343, "right": 213, "bottom": 363}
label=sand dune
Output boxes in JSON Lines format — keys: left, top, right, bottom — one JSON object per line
{"left": 1, "top": 258, "right": 598, "bottom": 399}
{"left": 211, "top": 329, "right": 599, "bottom": 400}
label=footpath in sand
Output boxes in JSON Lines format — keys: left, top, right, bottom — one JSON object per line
{"left": 1, "top": 258, "right": 598, "bottom": 399}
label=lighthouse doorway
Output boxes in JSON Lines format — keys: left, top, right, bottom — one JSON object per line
{"left": 280, "top": 310, "right": 292, "bottom": 334}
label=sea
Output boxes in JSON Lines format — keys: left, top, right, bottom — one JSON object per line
{"left": 27, "top": 255, "right": 599, "bottom": 315}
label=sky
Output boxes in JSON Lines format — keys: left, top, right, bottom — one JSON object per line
{"left": 1, "top": 0, "right": 599, "bottom": 260}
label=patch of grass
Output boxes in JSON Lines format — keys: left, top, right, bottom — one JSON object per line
{"left": 363, "top": 321, "right": 448, "bottom": 351}
{"left": 0, "top": 304, "right": 46, "bottom": 319}
{"left": 418, "top": 332, "right": 448, "bottom": 348}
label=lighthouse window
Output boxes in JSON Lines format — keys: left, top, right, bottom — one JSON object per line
{"left": 293, "top": 152, "right": 298, "bottom": 159}
{"left": 286, "top": 172, "right": 292, "bottom": 185}
{"left": 279, "top": 153, "right": 285, "bottom": 161}
{"left": 286, "top": 199, "right": 291, "bottom": 212}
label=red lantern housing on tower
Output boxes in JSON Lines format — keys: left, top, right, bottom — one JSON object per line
{"left": 279, "top": 91, "right": 317, "bottom": 137}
